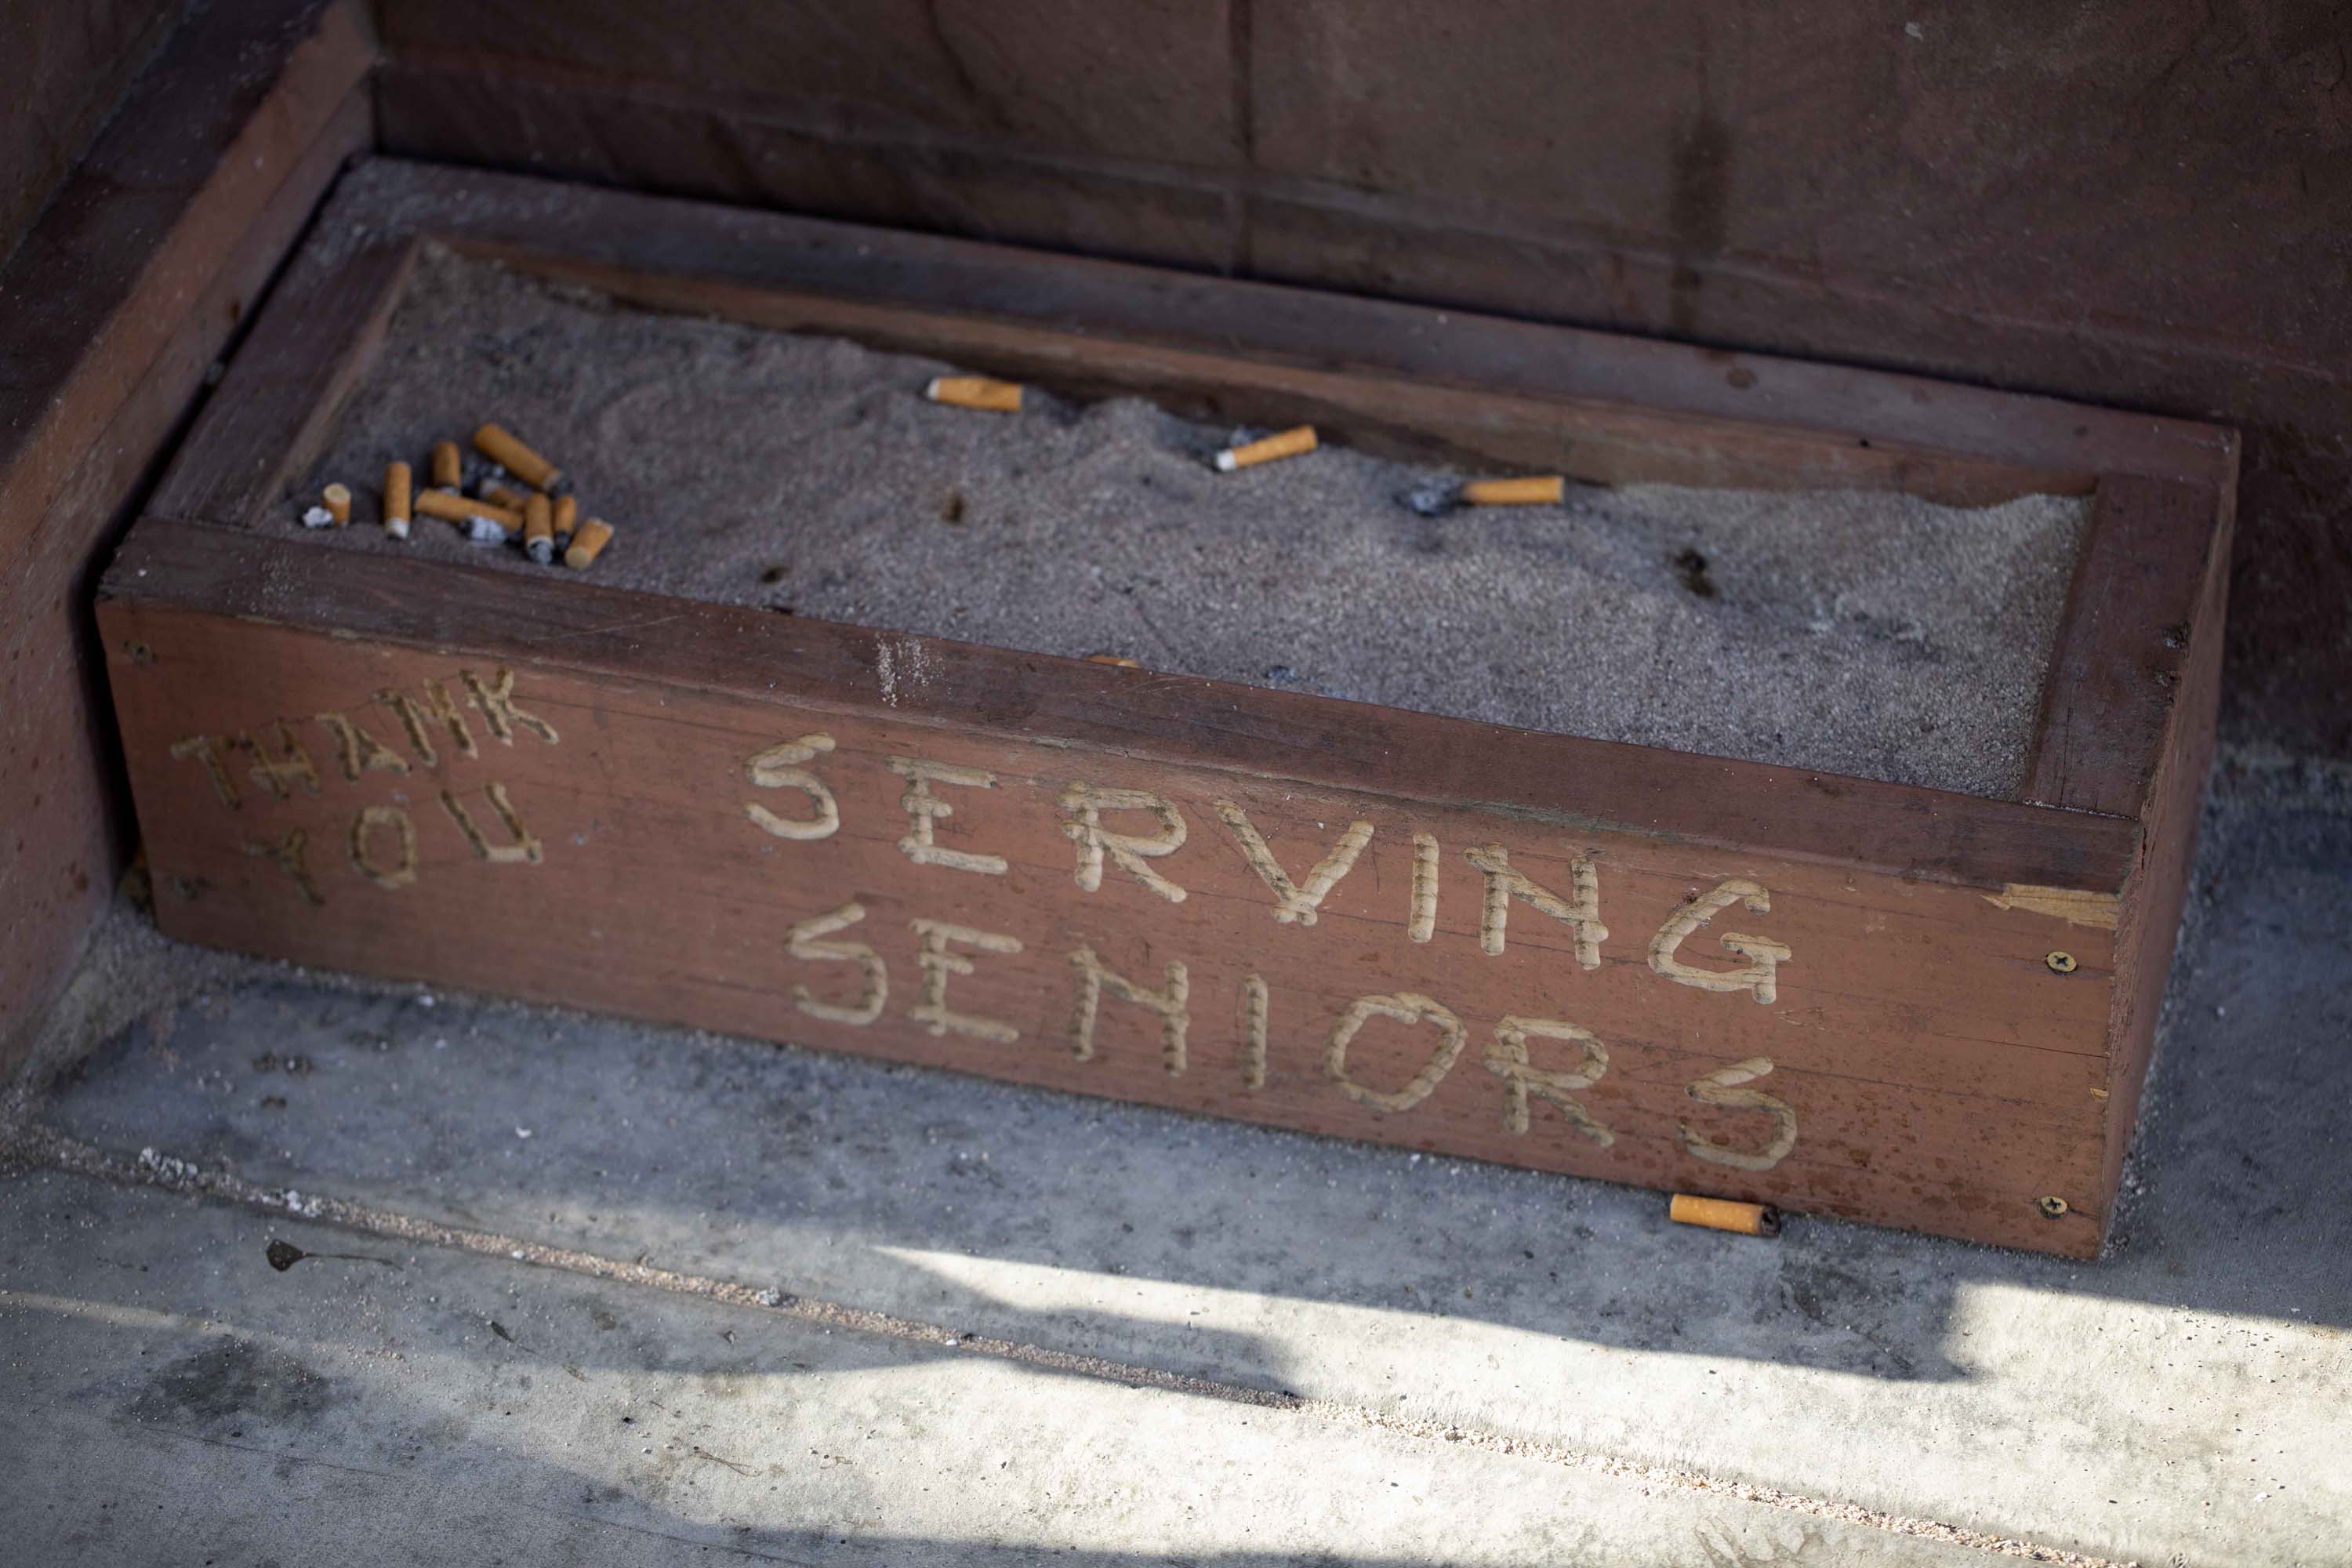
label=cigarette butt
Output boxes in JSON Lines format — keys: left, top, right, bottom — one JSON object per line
{"left": 482, "top": 482, "right": 534, "bottom": 512}
{"left": 523, "top": 493, "right": 554, "bottom": 564}
{"left": 413, "top": 488, "right": 522, "bottom": 532}
{"left": 1214, "top": 425, "right": 1317, "bottom": 472}
{"left": 1461, "top": 475, "right": 1566, "bottom": 506}
{"left": 430, "top": 440, "right": 462, "bottom": 489}
{"left": 1087, "top": 654, "right": 1142, "bottom": 668}
{"left": 564, "top": 517, "right": 615, "bottom": 570}
{"left": 383, "top": 461, "right": 412, "bottom": 539}
{"left": 473, "top": 423, "right": 561, "bottom": 490}
{"left": 524, "top": 492, "right": 554, "bottom": 563}
{"left": 925, "top": 376, "right": 1024, "bottom": 413}
{"left": 321, "top": 482, "right": 352, "bottom": 525}
{"left": 1669, "top": 1193, "right": 1780, "bottom": 1238}
{"left": 551, "top": 494, "right": 578, "bottom": 539}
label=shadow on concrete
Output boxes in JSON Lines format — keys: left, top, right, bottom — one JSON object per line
{"left": 30, "top": 770, "right": 2352, "bottom": 1394}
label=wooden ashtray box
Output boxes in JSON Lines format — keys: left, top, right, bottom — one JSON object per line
{"left": 96, "top": 162, "right": 2234, "bottom": 1258}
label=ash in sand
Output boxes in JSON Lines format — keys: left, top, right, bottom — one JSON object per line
{"left": 287, "top": 246, "right": 2087, "bottom": 799}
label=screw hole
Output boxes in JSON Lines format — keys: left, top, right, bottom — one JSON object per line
{"left": 2045, "top": 951, "right": 2078, "bottom": 974}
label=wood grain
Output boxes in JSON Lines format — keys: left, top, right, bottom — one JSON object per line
{"left": 100, "top": 521, "right": 2129, "bottom": 1254}
{"left": 0, "top": 0, "right": 373, "bottom": 1074}
{"left": 2022, "top": 475, "right": 2233, "bottom": 817}
{"left": 147, "top": 159, "right": 2236, "bottom": 532}
{"left": 101, "top": 161, "right": 2234, "bottom": 1254}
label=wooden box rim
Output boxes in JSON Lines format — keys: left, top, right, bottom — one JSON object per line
{"left": 125, "top": 157, "right": 2238, "bottom": 899}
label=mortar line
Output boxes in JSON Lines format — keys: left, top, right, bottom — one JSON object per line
{"left": 6, "top": 1121, "right": 2136, "bottom": 1568}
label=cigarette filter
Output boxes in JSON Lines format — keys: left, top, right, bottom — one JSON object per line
{"left": 523, "top": 492, "right": 554, "bottom": 564}
{"left": 565, "top": 517, "right": 615, "bottom": 570}
{"left": 1214, "top": 425, "right": 1317, "bottom": 472}
{"left": 430, "top": 440, "right": 463, "bottom": 489}
{"left": 1461, "top": 475, "right": 1566, "bottom": 506}
{"left": 550, "top": 494, "right": 578, "bottom": 540}
{"left": 924, "top": 376, "right": 1024, "bottom": 413}
{"left": 1668, "top": 1193, "right": 1780, "bottom": 1238}
{"left": 321, "top": 482, "right": 352, "bottom": 525}
{"left": 414, "top": 489, "right": 522, "bottom": 532}
{"left": 473, "top": 423, "right": 561, "bottom": 490}
{"left": 383, "top": 461, "right": 412, "bottom": 539}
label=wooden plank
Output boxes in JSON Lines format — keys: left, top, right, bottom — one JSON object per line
{"left": 104, "top": 521, "right": 2140, "bottom": 896}
{"left": 0, "top": 0, "right": 180, "bottom": 264}
{"left": 2021, "top": 475, "right": 2232, "bottom": 817}
{"left": 0, "top": 0, "right": 375, "bottom": 566}
{"left": 152, "top": 159, "right": 2236, "bottom": 528}
{"left": 2100, "top": 470, "right": 2236, "bottom": 1207}
{"left": 0, "top": 0, "right": 375, "bottom": 1076}
{"left": 364, "top": 36, "right": 2256, "bottom": 500}
{"left": 99, "top": 519, "right": 2128, "bottom": 1255}
{"left": 145, "top": 240, "right": 417, "bottom": 532}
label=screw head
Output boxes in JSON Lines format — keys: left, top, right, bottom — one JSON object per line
{"left": 2037, "top": 1196, "right": 2071, "bottom": 1219}
{"left": 2045, "top": 951, "right": 2078, "bottom": 975}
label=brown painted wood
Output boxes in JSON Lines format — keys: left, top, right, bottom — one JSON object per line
{"left": 0, "top": 0, "right": 180, "bottom": 265}
{"left": 105, "top": 521, "right": 2140, "bottom": 896}
{"left": 2100, "top": 478, "right": 2235, "bottom": 1209}
{"left": 148, "top": 160, "right": 2234, "bottom": 536}
{"left": 101, "top": 162, "right": 2232, "bottom": 1254}
{"left": 0, "top": 0, "right": 374, "bottom": 1075}
{"left": 100, "top": 519, "right": 2127, "bottom": 1256}
{"left": 370, "top": 5, "right": 2352, "bottom": 772}
{"left": 2023, "top": 475, "right": 2235, "bottom": 818}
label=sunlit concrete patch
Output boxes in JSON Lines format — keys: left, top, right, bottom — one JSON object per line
{"left": 0, "top": 1172, "right": 1998, "bottom": 1566}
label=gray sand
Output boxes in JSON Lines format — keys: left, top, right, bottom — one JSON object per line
{"left": 283, "top": 248, "right": 2085, "bottom": 798}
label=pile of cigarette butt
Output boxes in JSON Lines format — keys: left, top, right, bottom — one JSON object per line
{"left": 300, "top": 422, "right": 615, "bottom": 570}
{"left": 299, "top": 380, "right": 1568, "bottom": 579}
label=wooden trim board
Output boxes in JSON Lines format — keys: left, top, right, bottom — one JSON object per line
{"left": 100, "top": 160, "right": 2235, "bottom": 1256}
{"left": 0, "top": 0, "right": 375, "bottom": 1075}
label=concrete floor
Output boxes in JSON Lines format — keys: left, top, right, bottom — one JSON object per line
{"left": 2, "top": 751, "right": 2346, "bottom": 1566}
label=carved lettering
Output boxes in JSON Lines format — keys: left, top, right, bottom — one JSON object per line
{"left": 1240, "top": 973, "right": 1269, "bottom": 1090}
{"left": 350, "top": 805, "right": 419, "bottom": 889}
{"left": 1465, "top": 844, "right": 1606, "bottom": 970}
{"left": 1408, "top": 831, "right": 1439, "bottom": 944}
{"left": 1068, "top": 946, "right": 1189, "bottom": 1073}
{"left": 315, "top": 712, "right": 409, "bottom": 782}
{"left": 1060, "top": 782, "right": 1186, "bottom": 903}
{"left": 243, "top": 827, "right": 322, "bottom": 906}
{"left": 461, "top": 667, "right": 560, "bottom": 746}
{"left": 1680, "top": 1057, "right": 1798, "bottom": 1171}
{"left": 1649, "top": 879, "right": 1791, "bottom": 1004}
{"left": 377, "top": 681, "right": 477, "bottom": 768}
{"left": 1324, "top": 992, "right": 1465, "bottom": 1114}
{"left": 746, "top": 733, "right": 841, "bottom": 841}
{"left": 1214, "top": 802, "right": 1371, "bottom": 926}
{"left": 786, "top": 901, "right": 887, "bottom": 1025}
{"left": 236, "top": 721, "right": 321, "bottom": 800}
{"left": 169, "top": 734, "right": 239, "bottom": 809}
{"left": 888, "top": 757, "right": 1007, "bottom": 874}
{"left": 909, "top": 918, "right": 1023, "bottom": 1043}
{"left": 1486, "top": 1017, "right": 1613, "bottom": 1145}
{"left": 439, "top": 782, "right": 543, "bottom": 864}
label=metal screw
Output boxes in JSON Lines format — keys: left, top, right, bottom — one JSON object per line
{"left": 2045, "top": 951, "right": 2078, "bottom": 975}
{"left": 2037, "top": 1196, "right": 2070, "bottom": 1218}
